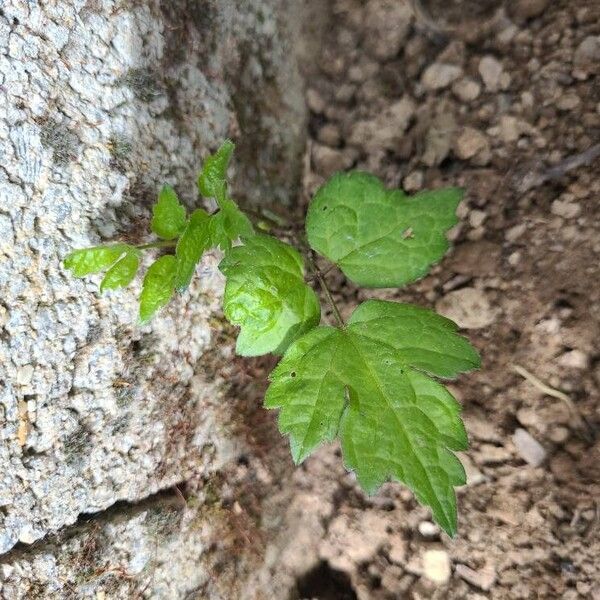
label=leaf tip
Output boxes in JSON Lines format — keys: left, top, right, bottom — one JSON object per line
{"left": 289, "top": 439, "right": 311, "bottom": 465}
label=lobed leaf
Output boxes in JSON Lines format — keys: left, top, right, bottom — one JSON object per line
{"left": 306, "top": 172, "right": 462, "bottom": 288}
{"left": 198, "top": 140, "right": 235, "bottom": 202}
{"left": 100, "top": 250, "right": 140, "bottom": 292}
{"left": 64, "top": 244, "right": 130, "bottom": 277}
{"left": 139, "top": 255, "right": 177, "bottom": 323}
{"left": 265, "top": 299, "right": 479, "bottom": 536}
{"left": 151, "top": 185, "right": 187, "bottom": 240}
{"left": 219, "top": 234, "right": 320, "bottom": 356}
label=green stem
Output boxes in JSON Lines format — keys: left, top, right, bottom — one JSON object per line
{"left": 244, "top": 205, "right": 345, "bottom": 328}
{"left": 244, "top": 207, "right": 297, "bottom": 232}
{"left": 136, "top": 240, "right": 177, "bottom": 250}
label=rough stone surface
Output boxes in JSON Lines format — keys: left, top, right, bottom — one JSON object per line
{"left": 0, "top": 488, "right": 227, "bottom": 599}
{"left": 0, "top": 0, "right": 310, "bottom": 588}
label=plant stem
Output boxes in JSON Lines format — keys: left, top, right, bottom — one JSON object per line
{"left": 307, "top": 252, "right": 345, "bottom": 328}
{"left": 244, "top": 206, "right": 297, "bottom": 232}
{"left": 136, "top": 240, "right": 177, "bottom": 250}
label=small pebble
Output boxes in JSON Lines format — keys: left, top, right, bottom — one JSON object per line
{"left": 551, "top": 199, "right": 581, "bottom": 219}
{"left": 574, "top": 36, "right": 600, "bottom": 66}
{"left": 478, "top": 56, "right": 503, "bottom": 92}
{"left": 548, "top": 426, "right": 570, "bottom": 444}
{"left": 452, "top": 77, "right": 481, "bottom": 102}
{"left": 317, "top": 123, "right": 341, "bottom": 147}
{"left": 418, "top": 521, "right": 439, "bottom": 538}
{"left": 508, "top": 0, "right": 550, "bottom": 21}
{"left": 558, "top": 349, "right": 589, "bottom": 369}
{"left": 422, "top": 63, "right": 463, "bottom": 90}
{"left": 306, "top": 88, "right": 326, "bottom": 114}
{"left": 403, "top": 170, "right": 423, "bottom": 192}
{"left": 422, "top": 549, "right": 451, "bottom": 584}
{"left": 556, "top": 93, "right": 581, "bottom": 111}
{"left": 436, "top": 287, "right": 496, "bottom": 329}
{"left": 454, "top": 127, "right": 490, "bottom": 164}
{"left": 513, "top": 428, "right": 547, "bottom": 467}
{"left": 469, "top": 210, "right": 487, "bottom": 228}
{"left": 311, "top": 144, "right": 353, "bottom": 177}
{"left": 455, "top": 563, "right": 496, "bottom": 591}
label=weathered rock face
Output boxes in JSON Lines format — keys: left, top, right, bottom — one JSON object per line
{"left": 0, "top": 488, "right": 218, "bottom": 599}
{"left": 0, "top": 0, "right": 310, "bottom": 594}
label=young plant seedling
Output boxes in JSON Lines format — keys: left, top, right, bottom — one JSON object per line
{"left": 64, "top": 140, "right": 480, "bottom": 536}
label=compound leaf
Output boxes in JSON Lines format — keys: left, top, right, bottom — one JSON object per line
{"left": 64, "top": 244, "right": 130, "bottom": 277}
{"left": 151, "top": 185, "right": 187, "bottom": 240}
{"left": 174, "top": 208, "right": 212, "bottom": 291}
{"left": 306, "top": 172, "right": 462, "bottom": 288}
{"left": 100, "top": 250, "right": 140, "bottom": 292}
{"left": 139, "top": 255, "right": 177, "bottom": 323}
{"left": 220, "top": 234, "right": 320, "bottom": 356}
{"left": 265, "top": 299, "right": 479, "bottom": 536}
{"left": 198, "top": 140, "right": 235, "bottom": 202}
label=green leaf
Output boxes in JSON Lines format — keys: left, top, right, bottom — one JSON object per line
{"left": 139, "top": 255, "right": 177, "bottom": 323}
{"left": 64, "top": 244, "right": 130, "bottom": 277}
{"left": 198, "top": 140, "right": 235, "bottom": 202}
{"left": 219, "top": 234, "right": 321, "bottom": 356}
{"left": 265, "top": 299, "right": 480, "bottom": 536}
{"left": 209, "top": 198, "right": 254, "bottom": 251}
{"left": 151, "top": 185, "right": 187, "bottom": 240}
{"left": 305, "top": 172, "right": 463, "bottom": 288}
{"left": 100, "top": 250, "right": 140, "bottom": 292}
{"left": 174, "top": 208, "right": 212, "bottom": 291}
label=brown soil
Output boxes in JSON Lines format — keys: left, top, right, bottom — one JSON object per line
{"left": 215, "top": 1, "right": 600, "bottom": 599}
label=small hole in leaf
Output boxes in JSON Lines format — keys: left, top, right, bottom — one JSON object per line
{"left": 322, "top": 206, "right": 328, "bottom": 211}
{"left": 290, "top": 371, "right": 296, "bottom": 378}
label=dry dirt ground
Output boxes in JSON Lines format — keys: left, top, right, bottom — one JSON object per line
{"left": 204, "top": 1, "right": 600, "bottom": 599}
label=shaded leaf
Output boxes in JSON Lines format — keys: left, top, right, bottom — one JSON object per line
{"left": 198, "top": 140, "right": 235, "bottom": 203}
{"left": 151, "top": 185, "right": 187, "bottom": 240}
